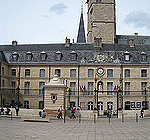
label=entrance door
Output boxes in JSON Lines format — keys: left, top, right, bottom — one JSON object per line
{"left": 98, "top": 101, "right": 103, "bottom": 115}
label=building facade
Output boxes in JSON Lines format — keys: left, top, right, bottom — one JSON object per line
{"left": 0, "top": 0, "right": 150, "bottom": 115}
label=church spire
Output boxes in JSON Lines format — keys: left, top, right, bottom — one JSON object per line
{"left": 77, "top": 2, "right": 86, "bottom": 43}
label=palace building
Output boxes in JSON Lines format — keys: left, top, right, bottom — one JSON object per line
{"left": 0, "top": 0, "right": 150, "bottom": 115}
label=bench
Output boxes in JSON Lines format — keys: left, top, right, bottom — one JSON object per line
{"left": 21, "top": 117, "right": 50, "bottom": 122}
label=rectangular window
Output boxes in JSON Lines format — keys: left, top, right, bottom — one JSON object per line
{"left": 12, "top": 69, "right": 16, "bottom": 77}
{"left": 70, "top": 82, "right": 76, "bottom": 95}
{"left": 24, "top": 82, "right": 30, "bottom": 94}
{"left": 107, "top": 82, "right": 113, "bottom": 95}
{"left": 141, "top": 82, "right": 147, "bottom": 95}
{"left": 55, "top": 69, "right": 61, "bottom": 77}
{"left": 2, "top": 79, "right": 4, "bottom": 92}
{"left": 40, "top": 69, "right": 45, "bottom": 77}
{"left": 25, "top": 69, "right": 30, "bottom": 77}
{"left": 107, "top": 69, "right": 113, "bottom": 77}
{"left": 39, "top": 101, "right": 44, "bottom": 109}
{"left": 88, "top": 69, "right": 94, "bottom": 78}
{"left": 125, "top": 82, "right": 130, "bottom": 95}
{"left": 141, "top": 70, "right": 147, "bottom": 77}
{"left": 2, "top": 67, "right": 4, "bottom": 76}
{"left": 125, "top": 69, "right": 130, "bottom": 77}
{"left": 88, "top": 82, "right": 94, "bottom": 95}
{"left": 39, "top": 82, "right": 45, "bottom": 94}
{"left": 70, "top": 69, "right": 76, "bottom": 78}
{"left": 11, "top": 82, "right": 16, "bottom": 94}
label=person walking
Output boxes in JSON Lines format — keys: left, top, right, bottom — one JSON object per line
{"left": 57, "top": 106, "right": 63, "bottom": 119}
{"left": 41, "top": 110, "right": 46, "bottom": 118}
{"left": 15, "top": 105, "right": 19, "bottom": 116}
{"left": 140, "top": 107, "right": 144, "bottom": 118}
{"left": 70, "top": 107, "right": 75, "bottom": 119}
{"left": 0, "top": 107, "right": 4, "bottom": 115}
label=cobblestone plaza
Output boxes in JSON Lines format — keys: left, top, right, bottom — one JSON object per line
{"left": 0, "top": 117, "right": 150, "bottom": 140}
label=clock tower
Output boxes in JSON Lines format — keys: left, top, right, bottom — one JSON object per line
{"left": 86, "top": 0, "right": 116, "bottom": 44}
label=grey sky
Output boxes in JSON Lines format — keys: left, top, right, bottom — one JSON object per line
{"left": 0, "top": 0, "right": 150, "bottom": 45}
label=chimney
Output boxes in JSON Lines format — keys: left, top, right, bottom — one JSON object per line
{"left": 65, "top": 37, "right": 70, "bottom": 47}
{"left": 134, "top": 32, "right": 138, "bottom": 36}
{"left": 129, "top": 39, "right": 134, "bottom": 47}
{"left": 94, "top": 37, "right": 102, "bottom": 47}
{"left": 12, "top": 40, "right": 18, "bottom": 46}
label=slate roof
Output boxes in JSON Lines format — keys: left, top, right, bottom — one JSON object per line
{"left": 116, "top": 35, "right": 150, "bottom": 45}
{"left": 0, "top": 42, "right": 150, "bottom": 65}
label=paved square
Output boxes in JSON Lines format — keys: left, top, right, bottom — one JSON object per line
{"left": 0, "top": 117, "right": 150, "bottom": 140}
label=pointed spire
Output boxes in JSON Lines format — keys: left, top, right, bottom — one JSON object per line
{"left": 77, "top": 2, "right": 86, "bottom": 43}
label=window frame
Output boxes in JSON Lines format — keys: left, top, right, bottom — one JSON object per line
{"left": 25, "top": 69, "right": 30, "bottom": 77}
{"left": 40, "top": 69, "right": 45, "bottom": 77}
{"left": 107, "top": 69, "right": 113, "bottom": 78}
{"left": 70, "top": 69, "right": 76, "bottom": 78}
{"left": 88, "top": 69, "right": 94, "bottom": 78}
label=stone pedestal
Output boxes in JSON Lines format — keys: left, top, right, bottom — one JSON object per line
{"left": 43, "top": 75, "right": 67, "bottom": 117}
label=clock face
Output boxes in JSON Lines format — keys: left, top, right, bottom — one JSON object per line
{"left": 97, "top": 68, "right": 104, "bottom": 75}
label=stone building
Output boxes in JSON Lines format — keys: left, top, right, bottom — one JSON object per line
{"left": 0, "top": 0, "right": 150, "bottom": 115}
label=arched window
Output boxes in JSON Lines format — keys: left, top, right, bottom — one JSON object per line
{"left": 88, "top": 101, "right": 93, "bottom": 110}
{"left": 107, "top": 102, "right": 113, "bottom": 110}
{"left": 125, "top": 101, "right": 130, "bottom": 110}
{"left": 26, "top": 51, "right": 32, "bottom": 61}
{"left": 24, "top": 100, "right": 29, "bottom": 109}
{"left": 40, "top": 51, "right": 47, "bottom": 61}
{"left": 12, "top": 52, "right": 19, "bottom": 61}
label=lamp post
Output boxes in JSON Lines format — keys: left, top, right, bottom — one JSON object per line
{"left": 16, "top": 72, "right": 20, "bottom": 107}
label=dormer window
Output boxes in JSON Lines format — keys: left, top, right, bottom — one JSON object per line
{"left": 26, "top": 51, "right": 32, "bottom": 61}
{"left": 40, "top": 51, "right": 47, "bottom": 61}
{"left": 70, "top": 51, "right": 77, "bottom": 61}
{"left": 140, "top": 52, "right": 147, "bottom": 62}
{"left": 12, "top": 52, "right": 19, "bottom": 61}
{"left": 124, "top": 51, "right": 130, "bottom": 61}
{"left": 55, "top": 51, "right": 62, "bottom": 61}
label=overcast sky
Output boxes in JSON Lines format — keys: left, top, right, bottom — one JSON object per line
{"left": 0, "top": 0, "right": 150, "bottom": 45}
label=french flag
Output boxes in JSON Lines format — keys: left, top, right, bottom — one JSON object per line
{"left": 80, "top": 86, "right": 84, "bottom": 92}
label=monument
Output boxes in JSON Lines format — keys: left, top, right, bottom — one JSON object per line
{"left": 44, "top": 75, "right": 67, "bottom": 117}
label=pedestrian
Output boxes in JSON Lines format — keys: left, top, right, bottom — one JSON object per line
{"left": 5, "top": 107, "right": 11, "bottom": 115}
{"left": 70, "top": 107, "right": 75, "bottom": 119}
{"left": 39, "top": 111, "right": 42, "bottom": 117}
{"left": 41, "top": 110, "right": 46, "bottom": 118}
{"left": 57, "top": 106, "right": 63, "bottom": 119}
{"left": 140, "top": 107, "right": 144, "bottom": 118}
{"left": 15, "top": 105, "right": 19, "bottom": 116}
{"left": 0, "top": 107, "right": 4, "bottom": 115}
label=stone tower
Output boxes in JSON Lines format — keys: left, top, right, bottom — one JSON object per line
{"left": 87, "top": 0, "right": 116, "bottom": 44}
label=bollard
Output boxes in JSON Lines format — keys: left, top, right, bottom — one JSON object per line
{"left": 94, "top": 114, "right": 96, "bottom": 123}
{"left": 79, "top": 114, "right": 81, "bottom": 123}
{"left": 136, "top": 113, "right": 138, "bottom": 122}
{"left": 109, "top": 117, "right": 110, "bottom": 123}
{"left": 11, "top": 111, "right": 12, "bottom": 121}
{"left": 122, "top": 114, "right": 124, "bottom": 123}
{"left": 64, "top": 109, "right": 66, "bottom": 123}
